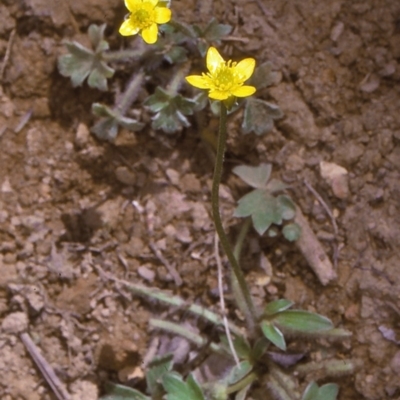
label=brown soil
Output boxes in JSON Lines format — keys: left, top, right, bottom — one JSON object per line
{"left": 1, "top": 0, "right": 400, "bottom": 399}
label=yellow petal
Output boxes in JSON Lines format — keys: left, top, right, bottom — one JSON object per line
{"left": 147, "top": 0, "right": 158, "bottom": 6}
{"left": 231, "top": 85, "right": 256, "bottom": 97}
{"left": 186, "top": 75, "right": 210, "bottom": 89}
{"left": 207, "top": 47, "right": 225, "bottom": 74}
{"left": 124, "top": 0, "right": 141, "bottom": 11}
{"left": 119, "top": 19, "right": 140, "bottom": 36}
{"left": 142, "top": 23, "right": 158, "bottom": 44}
{"left": 235, "top": 58, "right": 256, "bottom": 81}
{"left": 154, "top": 7, "right": 171, "bottom": 24}
{"left": 208, "top": 90, "right": 229, "bottom": 100}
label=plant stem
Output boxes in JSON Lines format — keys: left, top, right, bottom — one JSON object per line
{"left": 116, "top": 70, "right": 145, "bottom": 115}
{"left": 233, "top": 217, "right": 252, "bottom": 262}
{"left": 166, "top": 61, "right": 191, "bottom": 96}
{"left": 102, "top": 49, "right": 143, "bottom": 62}
{"left": 226, "top": 372, "right": 258, "bottom": 394}
{"left": 211, "top": 103, "right": 256, "bottom": 333}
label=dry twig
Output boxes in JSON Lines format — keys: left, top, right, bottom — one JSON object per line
{"left": 0, "top": 29, "right": 15, "bottom": 81}
{"left": 20, "top": 332, "right": 71, "bottom": 400}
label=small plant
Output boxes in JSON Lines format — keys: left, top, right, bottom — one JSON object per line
{"left": 56, "top": 2, "right": 354, "bottom": 399}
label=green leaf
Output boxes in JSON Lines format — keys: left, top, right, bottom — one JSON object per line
{"left": 100, "top": 382, "right": 150, "bottom": 400}
{"left": 220, "top": 335, "right": 251, "bottom": 360}
{"left": 232, "top": 163, "right": 272, "bottom": 189}
{"left": 91, "top": 103, "right": 144, "bottom": 141}
{"left": 146, "top": 354, "right": 174, "bottom": 396}
{"left": 145, "top": 88, "right": 196, "bottom": 134}
{"left": 273, "top": 310, "right": 333, "bottom": 333}
{"left": 248, "top": 62, "right": 280, "bottom": 90}
{"left": 242, "top": 98, "right": 283, "bottom": 135}
{"left": 250, "top": 337, "right": 270, "bottom": 361}
{"left": 261, "top": 321, "right": 286, "bottom": 351}
{"left": 264, "top": 299, "right": 294, "bottom": 316}
{"left": 302, "top": 382, "right": 339, "bottom": 400}
{"left": 202, "top": 18, "right": 232, "bottom": 41}
{"left": 227, "top": 360, "right": 253, "bottom": 385}
{"left": 164, "top": 46, "right": 188, "bottom": 64}
{"left": 234, "top": 190, "right": 283, "bottom": 235}
{"left": 57, "top": 25, "right": 114, "bottom": 90}
{"left": 162, "top": 372, "right": 205, "bottom": 400}
{"left": 277, "top": 195, "right": 296, "bottom": 220}
{"left": 282, "top": 223, "right": 301, "bottom": 242}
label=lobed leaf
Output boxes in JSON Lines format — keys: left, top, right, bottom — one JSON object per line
{"left": 242, "top": 98, "right": 283, "bottom": 135}
{"left": 302, "top": 382, "right": 339, "bottom": 400}
{"left": 232, "top": 163, "right": 272, "bottom": 189}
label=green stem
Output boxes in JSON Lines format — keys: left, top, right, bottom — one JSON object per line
{"left": 233, "top": 218, "right": 252, "bottom": 262}
{"left": 116, "top": 70, "right": 145, "bottom": 115}
{"left": 212, "top": 103, "right": 256, "bottom": 333}
{"left": 166, "top": 61, "right": 191, "bottom": 96}
{"left": 102, "top": 49, "right": 143, "bottom": 62}
{"left": 226, "top": 372, "right": 258, "bottom": 394}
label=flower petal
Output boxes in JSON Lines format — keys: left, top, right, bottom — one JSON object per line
{"left": 154, "top": 7, "right": 171, "bottom": 24}
{"left": 147, "top": 0, "right": 159, "bottom": 6}
{"left": 208, "top": 90, "right": 229, "bottom": 100}
{"left": 235, "top": 58, "right": 256, "bottom": 81}
{"left": 231, "top": 85, "right": 256, "bottom": 97}
{"left": 207, "top": 47, "right": 225, "bottom": 74}
{"left": 124, "top": 0, "right": 141, "bottom": 11}
{"left": 142, "top": 23, "right": 158, "bottom": 44}
{"left": 186, "top": 75, "right": 210, "bottom": 89}
{"left": 119, "top": 19, "right": 140, "bottom": 36}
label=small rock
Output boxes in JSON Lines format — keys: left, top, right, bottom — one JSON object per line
{"left": 180, "top": 173, "right": 201, "bottom": 193}
{"left": 118, "top": 366, "right": 144, "bottom": 383}
{"left": 75, "top": 123, "right": 90, "bottom": 148}
{"left": 330, "top": 21, "right": 344, "bottom": 42}
{"left": 1, "top": 177, "right": 13, "bottom": 193}
{"left": 360, "top": 73, "right": 380, "bottom": 93}
{"left": 1, "top": 312, "right": 28, "bottom": 333}
{"left": 70, "top": 380, "right": 98, "bottom": 400}
{"left": 286, "top": 153, "right": 304, "bottom": 171}
{"left": 320, "top": 161, "right": 349, "bottom": 199}
{"left": 138, "top": 265, "right": 155, "bottom": 282}
{"left": 166, "top": 168, "right": 180, "bottom": 185}
{"left": 390, "top": 351, "right": 400, "bottom": 374}
{"left": 115, "top": 166, "right": 136, "bottom": 186}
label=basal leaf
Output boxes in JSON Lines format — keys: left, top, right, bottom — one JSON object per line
{"left": 302, "top": 382, "right": 339, "bottom": 400}
{"left": 232, "top": 163, "right": 272, "bottom": 189}
{"left": 249, "top": 62, "right": 280, "bottom": 90}
{"left": 203, "top": 18, "right": 232, "bottom": 41}
{"left": 261, "top": 321, "right": 286, "bottom": 351}
{"left": 273, "top": 311, "right": 333, "bottom": 333}
{"left": 264, "top": 299, "right": 294, "bottom": 316}
{"left": 242, "top": 98, "right": 283, "bottom": 135}
{"left": 146, "top": 354, "right": 174, "bottom": 395}
{"left": 227, "top": 360, "right": 253, "bottom": 385}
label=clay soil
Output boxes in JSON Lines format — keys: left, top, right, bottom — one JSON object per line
{"left": 1, "top": 0, "right": 400, "bottom": 399}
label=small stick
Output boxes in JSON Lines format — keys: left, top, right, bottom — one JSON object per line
{"left": 303, "top": 179, "right": 339, "bottom": 268}
{"left": 149, "top": 240, "right": 182, "bottom": 286}
{"left": 20, "top": 332, "right": 71, "bottom": 400}
{"left": 215, "top": 233, "right": 240, "bottom": 365}
{"left": 0, "top": 29, "right": 15, "bottom": 81}
{"left": 14, "top": 109, "right": 33, "bottom": 133}
{"left": 294, "top": 205, "right": 337, "bottom": 285}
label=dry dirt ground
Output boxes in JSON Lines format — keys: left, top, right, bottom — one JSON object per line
{"left": 1, "top": 0, "right": 400, "bottom": 399}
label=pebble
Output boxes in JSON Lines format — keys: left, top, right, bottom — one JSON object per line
{"left": 138, "top": 265, "right": 155, "bottom": 282}
{"left": 320, "top": 161, "right": 349, "bottom": 199}
{"left": 75, "top": 123, "right": 90, "bottom": 148}
{"left": 1, "top": 312, "right": 28, "bottom": 334}
{"left": 115, "top": 166, "right": 136, "bottom": 186}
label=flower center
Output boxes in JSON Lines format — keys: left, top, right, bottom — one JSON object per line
{"left": 130, "top": 2, "right": 155, "bottom": 29}
{"left": 210, "top": 61, "right": 240, "bottom": 91}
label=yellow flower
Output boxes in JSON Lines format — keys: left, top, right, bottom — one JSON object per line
{"left": 185, "top": 47, "right": 256, "bottom": 101}
{"left": 119, "top": 0, "right": 171, "bottom": 44}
